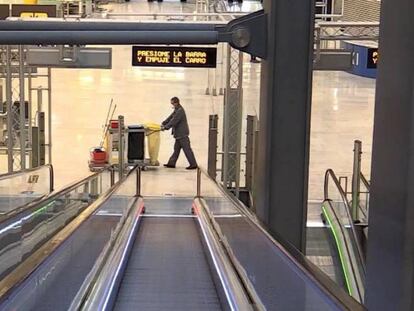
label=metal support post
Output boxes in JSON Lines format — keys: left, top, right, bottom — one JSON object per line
{"left": 245, "top": 115, "right": 257, "bottom": 192}
{"left": 110, "top": 167, "right": 115, "bottom": 186}
{"left": 196, "top": 167, "right": 201, "bottom": 198}
{"left": 90, "top": 176, "right": 99, "bottom": 198}
{"left": 136, "top": 167, "right": 141, "bottom": 197}
{"left": 118, "top": 115, "right": 125, "bottom": 180}
{"left": 5, "top": 46, "right": 13, "bottom": 173}
{"left": 37, "top": 87, "right": 43, "bottom": 113}
{"left": 219, "top": 44, "right": 225, "bottom": 96}
{"left": 222, "top": 45, "right": 243, "bottom": 197}
{"left": 351, "top": 140, "right": 362, "bottom": 221}
{"left": 365, "top": 0, "right": 414, "bottom": 309}
{"left": 208, "top": 114, "right": 218, "bottom": 179}
{"left": 255, "top": 0, "right": 315, "bottom": 251}
{"left": 38, "top": 112, "right": 45, "bottom": 165}
{"left": 205, "top": 69, "right": 211, "bottom": 95}
{"left": 47, "top": 67, "right": 52, "bottom": 164}
{"left": 31, "top": 126, "right": 39, "bottom": 168}
{"left": 18, "top": 45, "right": 26, "bottom": 170}
{"left": 28, "top": 68, "right": 32, "bottom": 168}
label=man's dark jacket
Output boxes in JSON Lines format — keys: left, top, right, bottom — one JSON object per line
{"left": 162, "top": 105, "right": 190, "bottom": 139}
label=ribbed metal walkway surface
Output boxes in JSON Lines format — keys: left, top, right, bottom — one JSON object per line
{"left": 306, "top": 227, "right": 345, "bottom": 288}
{"left": 114, "top": 217, "right": 223, "bottom": 311}
{"left": 30, "top": 215, "right": 120, "bottom": 310}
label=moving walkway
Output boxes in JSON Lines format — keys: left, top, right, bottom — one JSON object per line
{"left": 0, "top": 167, "right": 113, "bottom": 282}
{"left": 321, "top": 169, "right": 367, "bottom": 303}
{"left": 0, "top": 167, "right": 364, "bottom": 310}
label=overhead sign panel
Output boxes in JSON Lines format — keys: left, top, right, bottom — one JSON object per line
{"left": 367, "top": 48, "right": 379, "bottom": 69}
{"left": 26, "top": 47, "right": 112, "bottom": 69}
{"left": 0, "top": 5, "right": 9, "bottom": 20}
{"left": 132, "top": 46, "right": 217, "bottom": 68}
{"left": 11, "top": 4, "right": 57, "bottom": 18}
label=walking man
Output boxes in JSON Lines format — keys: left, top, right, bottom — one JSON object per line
{"left": 161, "top": 97, "right": 198, "bottom": 170}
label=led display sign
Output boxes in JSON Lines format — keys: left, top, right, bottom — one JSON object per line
{"left": 367, "top": 48, "right": 379, "bottom": 69}
{"left": 11, "top": 4, "right": 57, "bottom": 18}
{"left": 132, "top": 46, "right": 217, "bottom": 68}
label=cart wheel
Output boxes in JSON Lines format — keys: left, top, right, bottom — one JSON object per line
{"left": 142, "top": 206, "right": 146, "bottom": 214}
{"left": 190, "top": 207, "right": 195, "bottom": 215}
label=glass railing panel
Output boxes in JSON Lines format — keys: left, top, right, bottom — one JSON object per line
{"left": 0, "top": 165, "right": 52, "bottom": 214}
{"left": 200, "top": 171, "right": 241, "bottom": 216}
{"left": 199, "top": 171, "right": 360, "bottom": 310}
{"left": 141, "top": 168, "right": 196, "bottom": 197}
{"left": 0, "top": 171, "right": 112, "bottom": 279}
{"left": 0, "top": 170, "right": 138, "bottom": 311}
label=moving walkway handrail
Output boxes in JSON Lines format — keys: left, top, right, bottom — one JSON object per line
{"left": 0, "top": 167, "right": 112, "bottom": 225}
{"left": 72, "top": 167, "right": 255, "bottom": 311}
{"left": 322, "top": 200, "right": 364, "bottom": 302}
{"left": 324, "top": 169, "right": 366, "bottom": 273}
{"left": 195, "top": 198, "right": 265, "bottom": 310}
{"left": 0, "top": 164, "right": 54, "bottom": 192}
{"left": 69, "top": 167, "right": 141, "bottom": 311}
{"left": 0, "top": 166, "right": 130, "bottom": 302}
{"left": 197, "top": 167, "right": 365, "bottom": 310}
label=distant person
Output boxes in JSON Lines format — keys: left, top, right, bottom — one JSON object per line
{"left": 161, "top": 97, "right": 198, "bottom": 170}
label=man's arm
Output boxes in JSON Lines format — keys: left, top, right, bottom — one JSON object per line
{"left": 162, "top": 112, "right": 174, "bottom": 126}
{"left": 164, "top": 108, "right": 183, "bottom": 130}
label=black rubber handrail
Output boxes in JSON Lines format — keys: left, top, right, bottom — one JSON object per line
{"left": 324, "top": 169, "right": 366, "bottom": 273}
{"left": 197, "top": 167, "right": 365, "bottom": 311}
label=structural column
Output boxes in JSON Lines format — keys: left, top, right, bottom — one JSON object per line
{"left": 255, "top": 0, "right": 314, "bottom": 251}
{"left": 365, "top": 0, "right": 414, "bottom": 310}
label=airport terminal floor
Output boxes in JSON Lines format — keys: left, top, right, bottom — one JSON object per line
{"left": 0, "top": 0, "right": 393, "bottom": 310}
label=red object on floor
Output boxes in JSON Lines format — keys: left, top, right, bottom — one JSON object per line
{"left": 90, "top": 148, "right": 107, "bottom": 163}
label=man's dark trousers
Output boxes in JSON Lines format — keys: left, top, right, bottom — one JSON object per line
{"left": 167, "top": 136, "right": 197, "bottom": 167}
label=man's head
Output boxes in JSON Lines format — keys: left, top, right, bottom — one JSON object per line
{"left": 170, "top": 97, "right": 180, "bottom": 108}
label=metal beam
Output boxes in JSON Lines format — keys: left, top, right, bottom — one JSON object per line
{"left": 365, "top": 0, "right": 414, "bottom": 309}
{"left": 255, "top": 0, "right": 314, "bottom": 251}
{"left": 0, "top": 11, "right": 267, "bottom": 58}
{"left": 26, "top": 46, "right": 112, "bottom": 69}
{"left": 0, "top": 31, "right": 219, "bottom": 45}
{"left": 313, "top": 50, "right": 352, "bottom": 70}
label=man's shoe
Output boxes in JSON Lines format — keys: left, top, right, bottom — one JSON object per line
{"left": 163, "top": 164, "right": 176, "bottom": 168}
{"left": 186, "top": 166, "right": 198, "bottom": 170}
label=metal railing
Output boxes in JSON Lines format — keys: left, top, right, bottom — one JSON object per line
{"left": 358, "top": 172, "right": 370, "bottom": 221}
{"left": 314, "top": 21, "right": 379, "bottom": 62}
{"left": 0, "top": 166, "right": 123, "bottom": 302}
{"left": 0, "top": 167, "right": 113, "bottom": 224}
{"left": 70, "top": 166, "right": 257, "bottom": 311}
{"left": 324, "top": 169, "right": 366, "bottom": 302}
{"left": 69, "top": 166, "right": 142, "bottom": 311}
{"left": 0, "top": 168, "right": 114, "bottom": 282}
{"left": 198, "top": 167, "right": 365, "bottom": 310}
